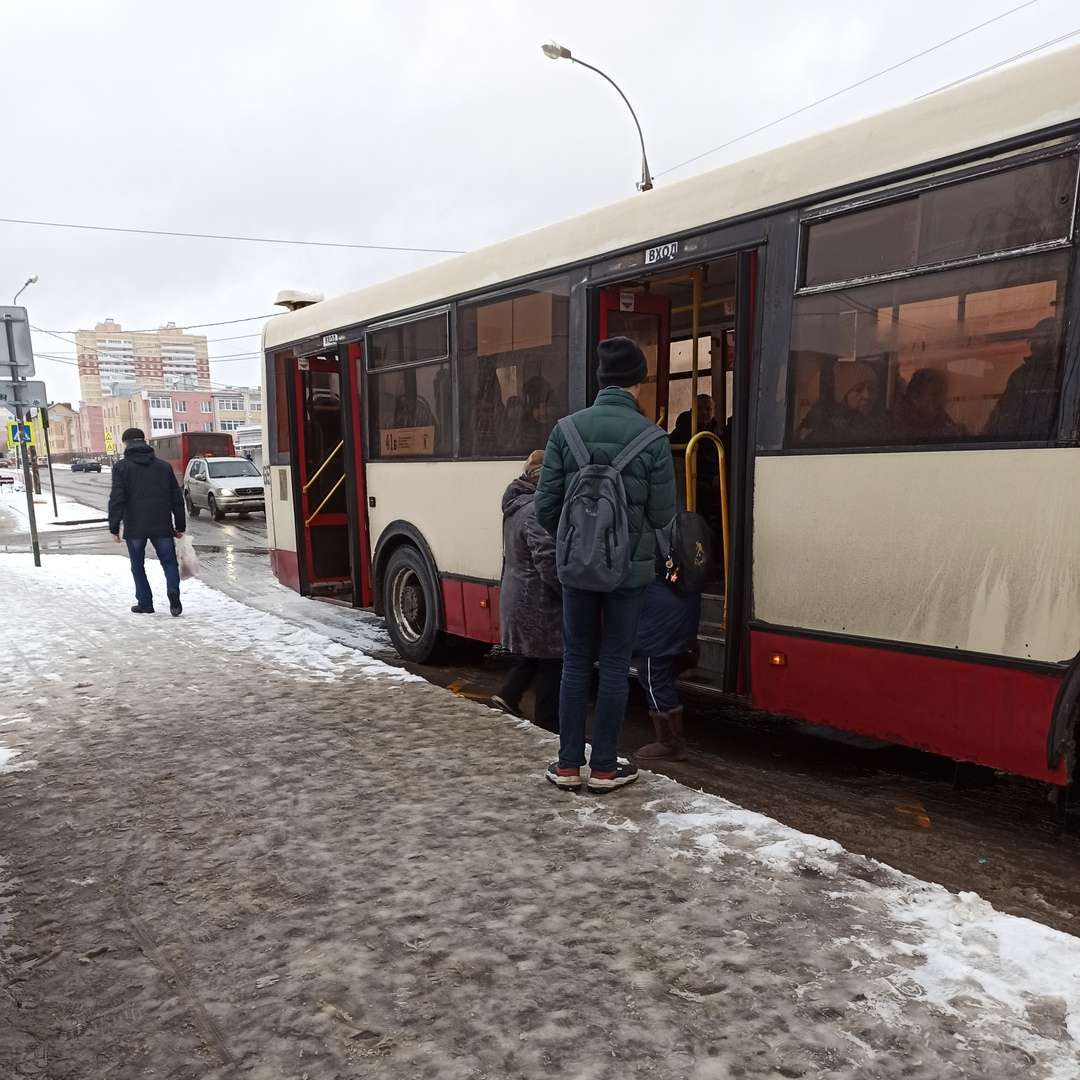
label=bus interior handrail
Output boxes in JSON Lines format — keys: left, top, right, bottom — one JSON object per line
{"left": 684, "top": 430, "right": 729, "bottom": 629}
{"left": 305, "top": 474, "right": 345, "bottom": 527}
{"left": 302, "top": 440, "right": 344, "bottom": 495}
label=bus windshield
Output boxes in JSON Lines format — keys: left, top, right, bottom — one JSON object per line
{"left": 207, "top": 460, "right": 261, "bottom": 478}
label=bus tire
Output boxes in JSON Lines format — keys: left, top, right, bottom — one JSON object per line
{"left": 384, "top": 544, "right": 444, "bottom": 663}
{"left": 185, "top": 491, "right": 201, "bottom": 518}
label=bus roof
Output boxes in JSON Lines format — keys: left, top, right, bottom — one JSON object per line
{"left": 265, "top": 41, "right": 1080, "bottom": 351}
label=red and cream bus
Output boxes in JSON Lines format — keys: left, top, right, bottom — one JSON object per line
{"left": 262, "top": 42, "right": 1080, "bottom": 790}
{"left": 151, "top": 431, "right": 236, "bottom": 485}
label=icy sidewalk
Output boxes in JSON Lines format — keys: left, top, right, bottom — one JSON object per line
{"left": 0, "top": 481, "right": 106, "bottom": 530}
{"left": 1, "top": 554, "right": 1079, "bottom": 1079}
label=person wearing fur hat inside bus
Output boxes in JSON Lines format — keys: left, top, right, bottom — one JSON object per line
{"left": 491, "top": 450, "right": 562, "bottom": 733}
{"left": 802, "top": 359, "right": 895, "bottom": 445}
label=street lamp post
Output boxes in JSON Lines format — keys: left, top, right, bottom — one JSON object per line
{"left": 13, "top": 274, "right": 38, "bottom": 305}
{"left": 542, "top": 41, "right": 653, "bottom": 192}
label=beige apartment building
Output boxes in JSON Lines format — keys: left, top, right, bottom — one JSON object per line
{"left": 76, "top": 320, "right": 211, "bottom": 407}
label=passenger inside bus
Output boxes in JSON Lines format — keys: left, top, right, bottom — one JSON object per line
{"left": 519, "top": 376, "right": 555, "bottom": 447}
{"left": 799, "top": 359, "right": 898, "bottom": 446}
{"left": 984, "top": 318, "right": 1060, "bottom": 440}
{"left": 894, "top": 368, "right": 966, "bottom": 441}
{"left": 393, "top": 387, "right": 436, "bottom": 429}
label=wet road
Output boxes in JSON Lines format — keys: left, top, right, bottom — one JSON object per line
{"left": 38, "top": 467, "right": 269, "bottom": 554}
{"left": 14, "top": 468, "right": 1080, "bottom": 937}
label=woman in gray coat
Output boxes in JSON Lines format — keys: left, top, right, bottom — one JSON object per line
{"left": 492, "top": 450, "right": 562, "bottom": 733}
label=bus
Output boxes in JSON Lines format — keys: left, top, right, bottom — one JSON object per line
{"left": 262, "top": 42, "right": 1080, "bottom": 791}
{"left": 151, "top": 431, "right": 235, "bottom": 485}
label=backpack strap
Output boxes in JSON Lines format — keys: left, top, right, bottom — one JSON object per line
{"left": 557, "top": 415, "right": 592, "bottom": 469}
{"left": 611, "top": 423, "right": 668, "bottom": 473}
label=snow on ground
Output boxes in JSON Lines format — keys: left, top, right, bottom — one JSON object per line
{"left": 3, "top": 551, "right": 1080, "bottom": 1076}
{"left": 1, "top": 552, "right": 417, "bottom": 685}
{"left": 0, "top": 482, "right": 106, "bottom": 531}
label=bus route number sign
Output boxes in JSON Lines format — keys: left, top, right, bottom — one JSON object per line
{"left": 381, "top": 426, "right": 435, "bottom": 456}
{"left": 645, "top": 241, "right": 679, "bottom": 266}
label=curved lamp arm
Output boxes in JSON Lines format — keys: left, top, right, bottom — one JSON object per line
{"left": 542, "top": 42, "right": 653, "bottom": 192}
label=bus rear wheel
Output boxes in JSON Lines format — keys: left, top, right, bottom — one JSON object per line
{"left": 384, "top": 545, "right": 444, "bottom": 663}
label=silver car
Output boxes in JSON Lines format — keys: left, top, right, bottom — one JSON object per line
{"left": 184, "top": 456, "right": 265, "bottom": 520}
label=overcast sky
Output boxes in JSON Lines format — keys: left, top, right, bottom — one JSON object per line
{"left": 3, "top": 0, "right": 1077, "bottom": 407}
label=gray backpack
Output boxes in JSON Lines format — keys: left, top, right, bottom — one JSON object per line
{"left": 555, "top": 415, "right": 668, "bottom": 592}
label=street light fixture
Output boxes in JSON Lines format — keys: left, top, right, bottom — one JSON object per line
{"left": 13, "top": 274, "right": 38, "bottom": 305}
{"left": 541, "top": 41, "right": 653, "bottom": 192}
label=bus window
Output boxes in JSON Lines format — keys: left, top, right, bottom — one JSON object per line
{"left": 788, "top": 250, "right": 1071, "bottom": 448}
{"left": 366, "top": 312, "right": 451, "bottom": 458}
{"left": 458, "top": 278, "right": 570, "bottom": 457}
{"left": 803, "top": 154, "right": 1077, "bottom": 289}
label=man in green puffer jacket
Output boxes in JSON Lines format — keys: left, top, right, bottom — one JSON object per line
{"left": 535, "top": 336, "right": 676, "bottom": 793}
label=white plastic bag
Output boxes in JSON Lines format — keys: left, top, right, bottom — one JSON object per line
{"left": 176, "top": 534, "right": 199, "bottom": 580}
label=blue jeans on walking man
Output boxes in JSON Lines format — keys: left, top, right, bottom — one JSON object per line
{"left": 558, "top": 584, "right": 648, "bottom": 775}
{"left": 126, "top": 536, "right": 180, "bottom": 611}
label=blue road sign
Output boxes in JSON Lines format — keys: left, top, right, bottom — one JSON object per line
{"left": 7, "top": 421, "right": 33, "bottom": 446}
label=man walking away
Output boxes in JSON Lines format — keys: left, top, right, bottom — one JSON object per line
{"left": 535, "top": 337, "right": 676, "bottom": 793}
{"left": 108, "top": 428, "right": 186, "bottom": 616}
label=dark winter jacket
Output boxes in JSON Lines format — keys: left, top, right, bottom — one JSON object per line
{"left": 534, "top": 386, "right": 677, "bottom": 591}
{"left": 634, "top": 576, "right": 702, "bottom": 660}
{"left": 108, "top": 442, "right": 186, "bottom": 539}
{"left": 499, "top": 473, "right": 562, "bottom": 658}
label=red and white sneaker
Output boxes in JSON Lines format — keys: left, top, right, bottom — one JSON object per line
{"left": 545, "top": 762, "right": 582, "bottom": 790}
{"left": 587, "top": 761, "right": 639, "bottom": 793}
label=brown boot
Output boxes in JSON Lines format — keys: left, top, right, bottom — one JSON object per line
{"left": 635, "top": 707, "right": 687, "bottom": 761}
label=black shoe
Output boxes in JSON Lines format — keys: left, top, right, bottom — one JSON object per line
{"left": 491, "top": 694, "right": 522, "bottom": 718}
{"left": 130, "top": 605, "right": 155, "bottom": 614}
{"left": 168, "top": 592, "right": 182, "bottom": 617}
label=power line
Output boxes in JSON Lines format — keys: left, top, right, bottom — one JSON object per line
{"left": 926, "top": 26, "right": 1080, "bottom": 92}
{"left": 0, "top": 216, "right": 466, "bottom": 255}
{"left": 37, "top": 314, "right": 277, "bottom": 336}
{"left": 657, "top": 0, "right": 1045, "bottom": 179}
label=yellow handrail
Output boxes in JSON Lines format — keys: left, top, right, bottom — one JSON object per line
{"left": 304, "top": 473, "right": 345, "bottom": 527}
{"left": 684, "top": 429, "right": 729, "bottom": 629}
{"left": 302, "top": 440, "right": 344, "bottom": 494}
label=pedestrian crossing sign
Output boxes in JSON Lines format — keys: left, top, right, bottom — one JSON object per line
{"left": 6, "top": 421, "right": 33, "bottom": 447}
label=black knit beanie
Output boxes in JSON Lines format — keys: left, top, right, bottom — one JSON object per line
{"left": 596, "top": 336, "right": 648, "bottom": 388}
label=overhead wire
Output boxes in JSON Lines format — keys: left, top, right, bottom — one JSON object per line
{"left": 656, "top": 0, "right": 1049, "bottom": 179}
{"left": 0, "top": 217, "right": 466, "bottom": 255}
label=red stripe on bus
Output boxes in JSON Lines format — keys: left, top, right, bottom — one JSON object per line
{"left": 441, "top": 579, "right": 500, "bottom": 644}
{"left": 750, "top": 629, "right": 1067, "bottom": 784}
{"left": 269, "top": 548, "right": 300, "bottom": 593}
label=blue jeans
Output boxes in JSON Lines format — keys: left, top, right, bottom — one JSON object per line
{"left": 559, "top": 584, "right": 648, "bottom": 774}
{"left": 126, "top": 536, "right": 180, "bottom": 610}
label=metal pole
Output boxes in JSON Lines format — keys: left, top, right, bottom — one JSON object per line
{"left": 42, "top": 408, "right": 58, "bottom": 517}
{"left": 4, "top": 314, "right": 41, "bottom": 566}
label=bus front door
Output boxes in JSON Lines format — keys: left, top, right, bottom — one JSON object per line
{"left": 292, "top": 357, "right": 352, "bottom": 597}
{"left": 598, "top": 288, "right": 671, "bottom": 425}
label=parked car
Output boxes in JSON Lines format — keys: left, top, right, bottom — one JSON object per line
{"left": 71, "top": 459, "right": 102, "bottom": 473}
{"left": 183, "top": 456, "right": 265, "bottom": 520}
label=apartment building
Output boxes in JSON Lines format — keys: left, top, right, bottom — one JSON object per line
{"left": 76, "top": 319, "right": 210, "bottom": 407}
